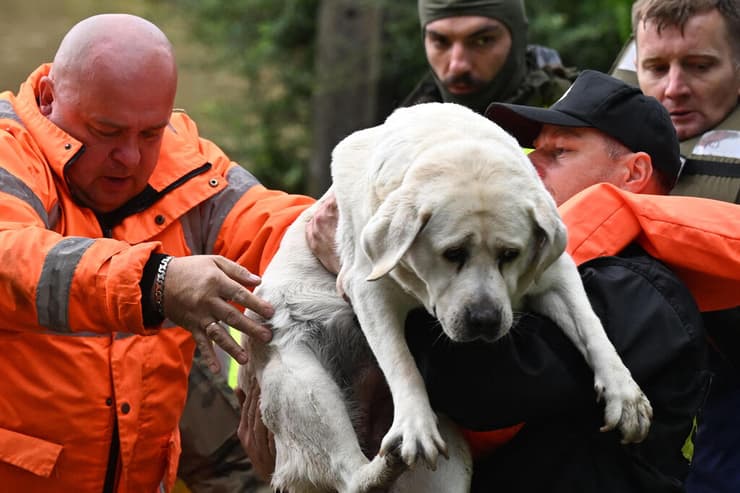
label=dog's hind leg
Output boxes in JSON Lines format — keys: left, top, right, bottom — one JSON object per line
{"left": 260, "top": 342, "right": 374, "bottom": 493}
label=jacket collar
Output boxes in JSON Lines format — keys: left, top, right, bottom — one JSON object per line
{"left": 16, "top": 64, "right": 84, "bottom": 189}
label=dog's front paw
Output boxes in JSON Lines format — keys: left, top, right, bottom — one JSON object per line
{"left": 594, "top": 368, "right": 653, "bottom": 444}
{"left": 379, "top": 408, "right": 448, "bottom": 469}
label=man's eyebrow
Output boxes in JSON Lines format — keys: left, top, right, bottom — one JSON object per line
{"left": 426, "top": 23, "right": 505, "bottom": 39}
{"left": 542, "top": 126, "right": 584, "bottom": 140}
{"left": 466, "top": 24, "right": 505, "bottom": 38}
{"left": 552, "top": 127, "right": 579, "bottom": 136}
{"left": 93, "top": 118, "right": 169, "bottom": 131}
{"left": 638, "top": 54, "right": 666, "bottom": 65}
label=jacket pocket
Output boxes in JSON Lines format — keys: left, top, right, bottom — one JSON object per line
{"left": 0, "top": 427, "right": 63, "bottom": 478}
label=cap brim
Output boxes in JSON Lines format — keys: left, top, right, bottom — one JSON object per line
{"left": 484, "top": 102, "right": 591, "bottom": 148}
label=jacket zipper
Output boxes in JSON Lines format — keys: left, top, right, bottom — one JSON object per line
{"left": 96, "top": 162, "right": 213, "bottom": 489}
{"left": 96, "top": 162, "right": 213, "bottom": 235}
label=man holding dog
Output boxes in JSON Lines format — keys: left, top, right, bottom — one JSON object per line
{"left": 407, "top": 70, "right": 718, "bottom": 492}
{"left": 0, "top": 13, "right": 312, "bottom": 492}
{"left": 403, "top": 0, "right": 576, "bottom": 113}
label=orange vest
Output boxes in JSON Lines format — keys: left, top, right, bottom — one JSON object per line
{"left": 0, "top": 64, "right": 313, "bottom": 492}
{"left": 463, "top": 183, "right": 740, "bottom": 457}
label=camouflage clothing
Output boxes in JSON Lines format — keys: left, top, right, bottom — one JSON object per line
{"left": 671, "top": 105, "right": 740, "bottom": 204}
{"left": 402, "top": 45, "right": 577, "bottom": 111}
{"left": 177, "top": 351, "right": 267, "bottom": 493}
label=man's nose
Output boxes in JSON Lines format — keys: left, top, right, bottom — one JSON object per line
{"left": 663, "top": 65, "right": 690, "bottom": 99}
{"left": 447, "top": 42, "right": 472, "bottom": 75}
{"left": 527, "top": 150, "right": 547, "bottom": 178}
{"left": 112, "top": 136, "right": 141, "bottom": 168}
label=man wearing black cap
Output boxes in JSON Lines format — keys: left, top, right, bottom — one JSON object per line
{"left": 402, "top": 0, "right": 576, "bottom": 114}
{"left": 487, "top": 69, "right": 683, "bottom": 204}
{"left": 406, "top": 70, "right": 709, "bottom": 492}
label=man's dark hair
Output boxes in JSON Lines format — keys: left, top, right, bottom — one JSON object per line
{"left": 632, "top": 0, "right": 740, "bottom": 65}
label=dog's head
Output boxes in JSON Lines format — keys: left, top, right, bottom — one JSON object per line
{"left": 361, "top": 139, "right": 566, "bottom": 343}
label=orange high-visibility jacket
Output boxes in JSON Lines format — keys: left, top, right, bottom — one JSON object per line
{"left": 562, "top": 183, "right": 740, "bottom": 312}
{"left": 463, "top": 183, "right": 740, "bottom": 457}
{"left": 0, "top": 64, "right": 313, "bottom": 492}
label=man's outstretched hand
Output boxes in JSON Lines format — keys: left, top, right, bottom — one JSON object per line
{"left": 160, "top": 255, "right": 274, "bottom": 373}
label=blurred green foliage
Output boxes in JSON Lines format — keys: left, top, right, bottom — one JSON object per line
{"left": 167, "top": 0, "right": 633, "bottom": 194}
{"left": 527, "top": 0, "right": 634, "bottom": 71}
{"left": 164, "top": 0, "right": 320, "bottom": 192}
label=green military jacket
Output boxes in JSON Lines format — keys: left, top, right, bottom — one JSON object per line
{"left": 672, "top": 106, "right": 740, "bottom": 204}
{"left": 402, "top": 46, "right": 577, "bottom": 110}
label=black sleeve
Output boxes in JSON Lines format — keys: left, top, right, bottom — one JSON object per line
{"left": 406, "top": 250, "right": 706, "bottom": 431}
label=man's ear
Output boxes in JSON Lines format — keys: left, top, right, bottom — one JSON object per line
{"left": 38, "top": 76, "right": 54, "bottom": 116}
{"left": 621, "top": 151, "right": 655, "bottom": 193}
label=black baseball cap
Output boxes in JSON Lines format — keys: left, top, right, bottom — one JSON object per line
{"left": 485, "top": 70, "right": 682, "bottom": 184}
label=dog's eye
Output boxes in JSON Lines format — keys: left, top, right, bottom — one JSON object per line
{"left": 499, "top": 248, "right": 520, "bottom": 266}
{"left": 443, "top": 246, "right": 468, "bottom": 266}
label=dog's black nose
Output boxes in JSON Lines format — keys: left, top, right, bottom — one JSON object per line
{"left": 464, "top": 302, "right": 501, "bottom": 334}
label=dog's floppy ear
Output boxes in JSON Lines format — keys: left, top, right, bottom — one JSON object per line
{"left": 361, "top": 187, "right": 431, "bottom": 281}
{"left": 519, "top": 197, "right": 567, "bottom": 290}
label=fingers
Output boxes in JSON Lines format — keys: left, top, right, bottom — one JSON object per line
{"left": 162, "top": 255, "right": 275, "bottom": 346}
{"left": 205, "top": 321, "right": 248, "bottom": 365}
{"left": 238, "top": 374, "right": 276, "bottom": 481}
{"left": 213, "top": 255, "right": 263, "bottom": 288}
{"left": 234, "top": 387, "right": 246, "bottom": 409}
{"left": 223, "top": 313, "right": 272, "bottom": 344}
{"left": 213, "top": 257, "right": 275, "bottom": 321}
{"left": 191, "top": 324, "right": 222, "bottom": 374}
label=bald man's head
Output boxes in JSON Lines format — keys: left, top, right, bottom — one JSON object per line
{"left": 38, "top": 14, "right": 179, "bottom": 213}
{"left": 50, "top": 14, "right": 177, "bottom": 99}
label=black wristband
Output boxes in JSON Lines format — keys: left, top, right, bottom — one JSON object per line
{"left": 140, "top": 253, "right": 169, "bottom": 327}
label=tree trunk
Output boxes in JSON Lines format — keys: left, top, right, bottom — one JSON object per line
{"left": 308, "top": 0, "right": 382, "bottom": 197}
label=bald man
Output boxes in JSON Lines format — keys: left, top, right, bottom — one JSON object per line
{"left": 0, "top": 13, "right": 312, "bottom": 492}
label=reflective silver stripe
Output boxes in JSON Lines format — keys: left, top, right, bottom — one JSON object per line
{"left": 113, "top": 325, "right": 180, "bottom": 338}
{"left": 181, "top": 166, "right": 259, "bottom": 254}
{"left": 0, "top": 168, "right": 50, "bottom": 227}
{"left": 41, "top": 330, "right": 106, "bottom": 337}
{"left": 40, "top": 323, "right": 180, "bottom": 337}
{"left": 0, "top": 100, "right": 23, "bottom": 125}
{"left": 37, "top": 237, "right": 95, "bottom": 331}
{"left": 48, "top": 202, "right": 61, "bottom": 230}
